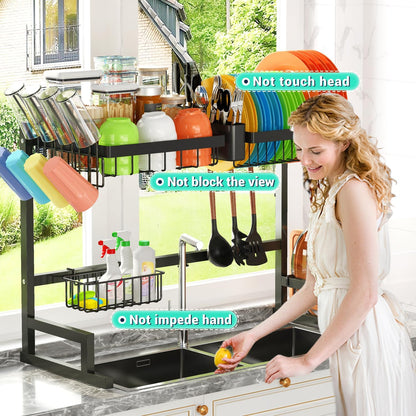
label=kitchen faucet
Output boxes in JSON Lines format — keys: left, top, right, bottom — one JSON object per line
{"left": 178, "top": 233, "right": 203, "bottom": 349}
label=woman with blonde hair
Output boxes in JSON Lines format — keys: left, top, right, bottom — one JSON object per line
{"left": 218, "top": 94, "right": 416, "bottom": 415}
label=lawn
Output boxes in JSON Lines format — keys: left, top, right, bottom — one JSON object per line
{"left": 0, "top": 190, "right": 276, "bottom": 311}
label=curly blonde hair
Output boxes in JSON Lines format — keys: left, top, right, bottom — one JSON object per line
{"left": 288, "top": 93, "right": 394, "bottom": 214}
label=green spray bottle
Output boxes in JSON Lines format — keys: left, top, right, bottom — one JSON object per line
{"left": 112, "top": 231, "right": 133, "bottom": 277}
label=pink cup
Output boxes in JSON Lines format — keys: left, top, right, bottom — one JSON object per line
{"left": 43, "top": 156, "right": 99, "bottom": 212}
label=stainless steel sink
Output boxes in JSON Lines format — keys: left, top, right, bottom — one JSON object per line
{"left": 95, "top": 348, "right": 218, "bottom": 389}
{"left": 94, "top": 327, "right": 319, "bottom": 390}
{"left": 192, "top": 327, "right": 320, "bottom": 364}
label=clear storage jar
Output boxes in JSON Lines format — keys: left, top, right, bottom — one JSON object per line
{"left": 138, "top": 67, "right": 168, "bottom": 95}
{"left": 92, "top": 83, "right": 139, "bottom": 123}
{"left": 135, "top": 85, "right": 162, "bottom": 122}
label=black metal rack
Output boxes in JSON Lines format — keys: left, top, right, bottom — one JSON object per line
{"left": 19, "top": 122, "right": 311, "bottom": 388}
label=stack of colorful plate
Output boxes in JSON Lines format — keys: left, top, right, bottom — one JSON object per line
{"left": 202, "top": 50, "right": 348, "bottom": 171}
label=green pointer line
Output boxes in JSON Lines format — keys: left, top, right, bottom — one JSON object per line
{"left": 236, "top": 72, "right": 359, "bottom": 91}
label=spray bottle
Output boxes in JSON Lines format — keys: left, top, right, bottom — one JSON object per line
{"left": 112, "top": 231, "right": 133, "bottom": 277}
{"left": 98, "top": 239, "right": 123, "bottom": 304}
{"left": 132, "top": 240, "right": 156, "bottom": 303}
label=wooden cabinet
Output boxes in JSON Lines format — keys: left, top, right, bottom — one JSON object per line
{"left": 205, "top": 369, "right": 335, "bottom": 415}
{"left": 110, "top": 369, "right": 335, "bottom": 416}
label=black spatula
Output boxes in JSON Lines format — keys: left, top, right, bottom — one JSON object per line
{"left": 245, "top": 189, "right": 267, "bottom": 266}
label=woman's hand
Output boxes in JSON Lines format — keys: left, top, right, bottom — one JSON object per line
{"left": 265, "top": 354, "right": 315, "bottom": 384}
{"left": 215, "top": 330, "right": 257, "bottom": 374}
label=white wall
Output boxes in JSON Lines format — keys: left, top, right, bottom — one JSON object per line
{"left": 79, "top": 0, "right": 140, "bottom": 264}
{"left": 281, "top": 0, "right": 416, "bottom": 308}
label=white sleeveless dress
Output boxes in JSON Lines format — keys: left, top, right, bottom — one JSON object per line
{"left": 307, "top": 171, "right": 416, "bottom": 416}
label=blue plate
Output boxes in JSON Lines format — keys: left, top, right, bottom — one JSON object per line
{"left": 267, "top": 91, "right": 284, "bottom": 162}
{"left": 246, "top": 91, "right": 263, "bottom": 165}
{"left": 257, "top": 91, "right": 271, "bottom": 164}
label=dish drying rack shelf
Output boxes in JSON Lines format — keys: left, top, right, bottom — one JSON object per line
{"left": 24, "top": 123, "right": 296, "bottom": 188}
{"left": 19, "top": 123, "right": 311, "bottom": 388}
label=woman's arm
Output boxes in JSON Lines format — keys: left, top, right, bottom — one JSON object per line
{"left": 216, "top": 266, "right": 317, "bottom": 372}
{"left": 248, "top": 267, "right": 317, "bottom": 342}
{"left": 265, "top": 179, "right": 380, "bottom": 382}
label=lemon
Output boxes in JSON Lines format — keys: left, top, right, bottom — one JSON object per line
{"left": 214, "top": 347, "right": 232, "bottom": 367}
{"left": 79, "top": 297, "right": 107, "bottom": 309}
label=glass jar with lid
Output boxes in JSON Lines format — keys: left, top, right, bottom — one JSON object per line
{"left": 138, "top": 67, "right": 168, "bottom": 94}
{"left": 135, "top": 85, "right": 162, "bottom": 122}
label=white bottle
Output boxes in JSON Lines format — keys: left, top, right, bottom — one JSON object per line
{"left": 133, "top": 240, "right": 156, "bottom": 303}
{"left": 137, "top": 111, "right": 177, "bottom": 171}
{"left": 98, "top": 239, "right": 123, "bottom": 304}
{"left": 112, "top": 231, "right": 133, "bottom": 277}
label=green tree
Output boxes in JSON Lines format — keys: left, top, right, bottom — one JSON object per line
{"left": 214, "top": 0, "right": 277, "bottom": 73}
{"left": 181, "top": 0, "right": 227, "bottom": 78}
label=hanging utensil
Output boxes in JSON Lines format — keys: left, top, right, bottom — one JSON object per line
{"left": 194, "top": 85, "right": 209, "bottom": 113}
{"left": 231, "top": 88, "right": 244, "bottom": 124}
{"left": 217, "top": 88, "right": 231, "bottom": 124}
{"left": 209, "top": 75, "right": 222, "bottom": 123}
{"left": 245, "top": 168, "right": 267, "bottom": 266}
{"left": 208, "top": 190, "right": 234, "bottom": 267}
{"left": 230, "top": 190, "right": 249, "bottom": 265}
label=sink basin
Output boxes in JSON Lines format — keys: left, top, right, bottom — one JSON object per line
{"left": 95, "top": 348, "right": 218, "bottom": 389}
{"left": 193, "top": 327, "right": 320, "bottom": 364}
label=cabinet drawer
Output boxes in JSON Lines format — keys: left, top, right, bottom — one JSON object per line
{"left": 210, "top": 373, "right": 335, "bottom": 416}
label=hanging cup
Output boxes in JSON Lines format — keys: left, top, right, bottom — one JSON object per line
{"left": 4, "top": 82, "right": 40, "bottom": 141}
{"left": 0, "top": 147, "right": 32, "bottom": 200}
{"left": 55, "top": 90, "right": 100, "bottom": 148}
{"left": 5, "top": 150, "right": 50, "bottom": 204}
{"left": 19, "top": 85, "right": 56, "bottom": 143}
{"left": 36, "top": 86, "right": 75, "bottom": 146}
{"left": 43, "top": 156, "right": 99, "bottom": 212}
{"left": 24, "top": 153, "right": 69, "bottom": 208}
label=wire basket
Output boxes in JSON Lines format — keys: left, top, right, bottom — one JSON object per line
{"left": 64, "top": 269, "right": 164, "bottom": 312}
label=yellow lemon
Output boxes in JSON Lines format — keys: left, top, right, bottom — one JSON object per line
{"left": 214, "top": 347, "right": 232, "bottom": 367}
{"left": 79, "top": 297, "right": 107, "bottom": 309}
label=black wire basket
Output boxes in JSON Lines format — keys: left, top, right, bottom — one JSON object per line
{"left": 64, "top": 269, "right": 164, "bottom": 312}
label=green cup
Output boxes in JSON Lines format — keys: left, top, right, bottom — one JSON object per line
{"left": 99, "top": 117, "right": 139, "bottom": 176}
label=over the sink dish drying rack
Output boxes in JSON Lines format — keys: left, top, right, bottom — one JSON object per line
{"left": 10, "top": 50, "right": 348, "bottom": 388}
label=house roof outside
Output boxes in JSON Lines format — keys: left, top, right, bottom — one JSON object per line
{"left": 138, "top": 0, "right": 194, "bottom": 66}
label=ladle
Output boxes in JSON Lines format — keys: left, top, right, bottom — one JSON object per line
{"left": 208, "top": 190, "right": 233, "bottom": 267}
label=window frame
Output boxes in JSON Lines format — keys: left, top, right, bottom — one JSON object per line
{"left": 29, "top": 0, "right": 80, "bottom": 70}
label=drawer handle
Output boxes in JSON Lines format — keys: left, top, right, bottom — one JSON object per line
{"left": 280, "top": 377, "right": 291, "bottom": 388}
{"left": 196, "top": 404, "right": 209, "bottom": 415}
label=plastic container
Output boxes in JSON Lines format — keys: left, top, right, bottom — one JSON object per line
{"left": 97, "top": 239, "right": 123, "bottom": 304}
{"left": 94, "top": 56, "right": 136, "bottom": 72}
{"left": 92, "top": 83, "right": 140, "bottom": 123}
{"left": 55, "top": 89, "right": 101, "bottom": 148}
{"left": 137, "top": 111, "right": 177, "bottom": 171}
{"left": 132, "top": 241, "right": 156, "bottom": 303}
{"left": 0, "top": 147, "right": 32, "bottom": 200}
{"left": 112, "top": 231, "right": 133, "bottom": 277}
{"left": 24, "top": 153, "right": 69, "bottom": 208}
{"left": 173, "top": 108, "right": 212, "bottom": 167}
{"left": 43, "top": 156, "right": 99, "bottom": 212}
{"left": 138, "top": 67, "right": 168, "bottom": 94}
{"left": 19, "top": 85, "right": 56, "bottom": 143}
{"left": 135, "top": 85, "right": 162, "bottom": 122}
{"left": 98, "top": 117, "right": 139, "bottom": 176}
{"left": 5, "top": 150, "right": 50, "bottom": 204}
{"left": 4, "top": 82, "right": 40, "bottom": 141}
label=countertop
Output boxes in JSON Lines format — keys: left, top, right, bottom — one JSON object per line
{"left": 1, "top": 306, "right": 415, "bottom": 416}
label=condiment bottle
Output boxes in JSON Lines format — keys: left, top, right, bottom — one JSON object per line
{"left": 135, "top": 85, "right": 162, "bottom": 122}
